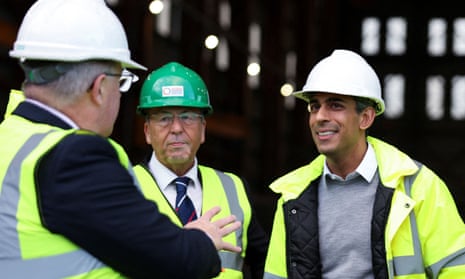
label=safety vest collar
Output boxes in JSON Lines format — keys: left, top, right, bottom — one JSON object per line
{"left": 270, "top": 137, "right": 421, "bottom": 202}
{"left": 367, "top": 137, "right": 419, "bottom": 189}
{"left": 269, "top": 155, "right": 324, "bottom": 202}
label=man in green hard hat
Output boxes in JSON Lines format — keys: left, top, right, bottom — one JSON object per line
{"left": 133, "top": 62, "right": 269, "bottom": 279}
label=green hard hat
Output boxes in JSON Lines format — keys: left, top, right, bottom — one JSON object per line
{"left": 137, "top": 62, "right": 213, "bottom": 115}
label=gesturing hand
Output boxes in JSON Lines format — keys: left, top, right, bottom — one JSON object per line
{"left": 184, "top": 206, "right": 242, "bottom": 253}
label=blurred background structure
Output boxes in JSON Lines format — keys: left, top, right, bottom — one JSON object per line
{"left": 2, "top": 0, "right": 465, "bottom": 233}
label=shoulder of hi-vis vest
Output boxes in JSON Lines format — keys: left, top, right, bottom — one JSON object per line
{"left": 133, "top": 163, "right": 252, "bottom": 278}
{"left": 0, "top": 117, "right": 128, "bottom": 278}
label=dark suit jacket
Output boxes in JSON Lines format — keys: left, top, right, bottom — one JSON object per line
{"left": 13, "top": 101, "right": 221, "bottom": 279}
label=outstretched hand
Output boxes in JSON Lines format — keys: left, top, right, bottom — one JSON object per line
{"left": 184, "top": 206, "right": 242, "bottom": 253}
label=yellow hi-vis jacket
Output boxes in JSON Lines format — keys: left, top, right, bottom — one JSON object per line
{"left": 264, "top": 137, "right": 465, "bottom": 279}
{"left": 133, "top": 164, "right": 252, "bottom": 279}
{"left": 0, "top": 114, "right": 129, "bottom": 278}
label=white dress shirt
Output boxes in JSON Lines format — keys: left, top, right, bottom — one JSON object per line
{"left": 147, "top": 153, "right": 203, "bottom": 215}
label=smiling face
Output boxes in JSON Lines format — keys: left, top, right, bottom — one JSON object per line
{"left": 308, "top": 92, "right": 375, "bottom": 166}
{"left": 144, "top": 106, "right": 206, "bottom": 175}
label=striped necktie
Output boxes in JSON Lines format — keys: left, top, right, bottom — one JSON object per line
{"left": 173, "top": 176, "right": 197, "bottom": 225}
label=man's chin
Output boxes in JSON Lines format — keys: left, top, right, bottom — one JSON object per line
{"left": 167, "top": 155, "right": 190, "bottom": 164}
{"left": 316, "top": 145, "right": 334, "bottom": 156}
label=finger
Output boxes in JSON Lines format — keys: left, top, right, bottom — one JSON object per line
{"left": 200, "top": 206, "right": 221, "bottom": 221}
{"left": 213, "top": 214, "right": 237, "bottom": 228}
{"left": 219, "top": 220, "right": 241, "bottom": 237}
{"left": 220, "top": 241, "right": 242, "bottom": 253}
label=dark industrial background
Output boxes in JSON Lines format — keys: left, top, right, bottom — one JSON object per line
{"left": 1, "top": 0, "right": 465, "bottom": 234}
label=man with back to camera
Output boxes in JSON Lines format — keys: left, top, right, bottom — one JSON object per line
{"left": 0, "top": 0, "right": 241, "bottom": 278}
{"left": 263, "top": 49, "right": 465, "bottom": 278}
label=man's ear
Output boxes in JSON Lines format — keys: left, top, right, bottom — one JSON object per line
{"left": 200, "top": 120, "right": 206, "bottom": 144}
{"left": 88, "top": 74, "right": 105, "bottom": 105}
{"left": 143, "top": 120, "right": 152, "bottom": 144}
{"left": 360, "top": 107, "right": 376, "bottom": 130}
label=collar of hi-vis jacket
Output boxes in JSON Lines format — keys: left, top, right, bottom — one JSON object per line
{"left": 270, "top": 136, "right": 420, "bottom": 202}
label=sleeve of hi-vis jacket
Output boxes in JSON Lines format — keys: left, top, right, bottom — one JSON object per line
{"left": 413, "top": 165, "right": 465, "bottom": 278}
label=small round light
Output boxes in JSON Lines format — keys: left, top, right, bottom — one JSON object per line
{"left": 149, "top": 0, "right": 164, "bottom": 14}
{"left": 205, "top": 35, "right": 219, "bottom": 49}
{"left": 247, "top": 62, "right": 260, "bottom": 76}
{"left": 280, "top": 83, "right": 294, "bottom": 96}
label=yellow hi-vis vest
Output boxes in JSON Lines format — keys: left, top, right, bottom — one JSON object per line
{"left": 4, "top": 89, "right": 25, "bottom": 119}
{"left": 264, "top": 137, "right": 465, "bottom": 279}
{"left": 133, "top": 164, "right": 251, "bottom": 279}
{"left": 0, "top": 114, "right": 131, "bottom": 278}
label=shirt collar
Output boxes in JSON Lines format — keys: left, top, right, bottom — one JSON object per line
{"left": 323, "top": 142, "right": 377, "bottom": 183}
{"left": 148, "top": 153, "right": 199, "bottom": 190}
{"left": 25, "top": 99, "right": 79, "bottom": 129}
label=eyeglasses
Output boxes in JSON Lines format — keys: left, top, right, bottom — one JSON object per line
{"left": 148, "top": 111, "right": 204, "bottom": 128}
{"left": 104, "top": 69, "right": 139, "bottom": 93}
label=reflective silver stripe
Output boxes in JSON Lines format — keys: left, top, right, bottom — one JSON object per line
{"left": 0, "top": 133, "right": 50, "bottom": 257}
{"left": 388, "top": 163, "right": 424, "bottom": 276}
{"left": 263, "top": 272, "right": 286, "bottom": 279}
{"left": 214, "top": 170, "right": 244, "bottom": 271}
{"left": 218, "top": 251, "right": 244, "bottom": 271}
{"left": 127, "top": 161, "right": 143, "bottom": 191}
{"left": 391, "top": 163, "right": 465, "bottom": 277}
{"left": 426, "top": 247, "right": 465, "bottom": 278}
{"left": 0, "top": 249, "right": 106, "bottom": 279}
{"left": 0, "top": 131, "right": 106, "bottom": 278}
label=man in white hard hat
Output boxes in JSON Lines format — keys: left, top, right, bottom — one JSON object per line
{"left": 264, "top": 49, "right": 465, "bottom": 278}
{"left": 0, "top": 0, "right": 241, "bottom": 278}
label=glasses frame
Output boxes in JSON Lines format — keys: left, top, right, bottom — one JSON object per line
{"left": 104, "top": 69, "right": 139, "bottom": 93}
{"left": 147, "top": 111, "right": 205, "bottom": 128}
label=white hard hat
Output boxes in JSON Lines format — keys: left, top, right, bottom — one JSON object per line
{"left": 9, "top": 0, "right": 146, "bottom": 70}
{"left": 293, "top": 49, "right": 385, "bottom": 115}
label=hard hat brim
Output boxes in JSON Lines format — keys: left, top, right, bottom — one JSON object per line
{"left": 291, "top": 90, "right": 385, "bottom": 116}
{"left": 10, "top": 45, "right": 147, "bottom": 71}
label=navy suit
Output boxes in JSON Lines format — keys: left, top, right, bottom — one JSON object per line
{"left": 13, "top": 101, "right": 221, "bottom": 279}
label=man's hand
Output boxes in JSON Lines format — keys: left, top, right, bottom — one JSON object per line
{"left": 184, "top": 206, "right": 242, "bottom": 253}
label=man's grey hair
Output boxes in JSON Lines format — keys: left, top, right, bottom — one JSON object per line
{"left": 22, "top": 60, "right": 118, "bottom": 105}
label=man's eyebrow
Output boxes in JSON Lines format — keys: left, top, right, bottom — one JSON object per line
{"left": 309, "top": 97, "right": 346, "bottom": 103}
{"left": 326, "top": 97, "right": 346, "bottom": 102}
